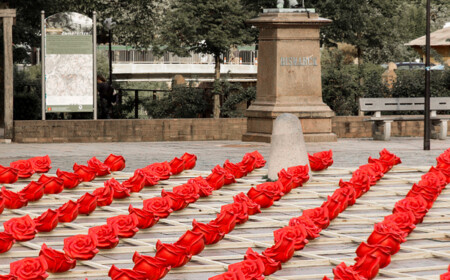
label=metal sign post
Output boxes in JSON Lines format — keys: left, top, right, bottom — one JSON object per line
{"left": 424, "top": 0, "right": 431, "bottom": 150}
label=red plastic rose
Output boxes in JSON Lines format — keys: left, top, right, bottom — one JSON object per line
{"left": 109, "top": 265, "right": 147, "bottom": 280}
{"left": 333, "top": 262, "right": 367, "bottom": 280}
{"left": 143, "top": 197, "right": 173, "bottom": 218}
{"left": 155, "top": 240, "right": 192, "bottom": 268}
{"left": 353, "top": 254, "right": 381, "bottom": 279}
{"left": 393, "top": 196, "right": 428, "bottom": 224}
{"left": 210, "top": 271, "right": 246, "bottom": 280}
{"left": 245, "top": 248, "right": 281, "bottom": 276}
{"left": 135, "top": 169, "right": 160, "bottom": 187}
{"left": 38, "top": 174, "right": 64, "bottom": 194}
{"left": 249, "top": 151, "right": 266, "bottom": 168}
{"left": 4, "top": 215, "right": 36, "bottom": 241}
{"left": 367, "top": 223, "right": 407, "bottom": 254}
{"left": 105, "top": 178, "right": 130, "bottom": 199}
{"left": 87, "top": 156, "right": 111, "bottom": 176}
{"left": 187, "top": 177, "right": 213, "bottom": 197}
{"left": 175, "top": 230, "right": 206, "bottom": 255}
{"left": 206, "top": 165, "right": 227, "bottom": 190}
{"left": 122, "top": 173, "right": 145, "bottom": 193}
{"left": 419, "top": 170, "right": 448, "bottom": 190}
{"left": 210, "top": 210, "right": 238, "bottom": 234}
{"left": 57, "top": 200, "right": 79, "bottom": 223}
{"left": 347, "top": 170, "right": 372, "bottom": 197}
{"left": 322, "top": 196, "right": 343, "bottom": 220}
{"left": 39, "top": 243, "right": 76, "bottom": 273}
{"left": 222, "top": 168, "right": 237, "bottom": 186}
{"left": 2, "top": 187, "right": 27, "bottom": 209}
{"left": 192, "top": 219, "right": 225, "bottom": 245}
{"left": 286, "top": 165, "right": 310, "bottom": 187}
{"left": 181, "top": 152, "right": 197, "bottom": 170}
{"left": 0, "top": 274, "right": 15, "bottom": 280}
{"left": 129, "top": 205, "right": 159, "bottom": 229}
{"left": 77, "top": 192, "right": 98, "bottom": 215}
{"left": 93, "top": 185, "right": 115, "bottom": 207}
{"left": 104, "top": 154, "right": 126, "bottom": 172}
{"left": 263, "top": 234, "right": 295, "bottom": 263}
{"left": 28, "top": 155, "right": 52, "bottom": 173}
{"left": 442, "top": 271, "right": 450, "bottom": 280}
{"left": 73, "top": 163, "right": 96, "bottom": 182}
{"left": 308, "top": 150, "right": 333, "bottom": 171}
{"left": 247, "top": 181, "right": 284, "bottom": 208}
{"left": 0, "top": 232, "right": 14, "bottom": 253}
{"left": 132, "top": 252, "right": 171, "bottom": 280}
{"left": 382, "top": 212, "right": 416, "bottom": 234}
{"left": 10, "top": 256, "right": 48, "bottom": 280}
{"left": 161, "top": 190, "right": 189, "bottom": 211}
{"left": 144, "top": 162, "right": 171, "bottom": 180}
{"left": 0, "top": 198, "right": 4, "bottom": 215}
{"left": 173, "top": 183, "right": 200, "bottom": 203}
{"left": 277, "top": 169, "right": 295, "bottom": 194}
{"left": 88, "top": 224, "right": 119, "bottom": 249}
{"left": 358, "top": 163, "right": 383, "bottom": 184}
{"left": 406, "top": 187, "right": 436, "bottom": 209}
{"left": 333, "top": 185, "right": 357, "bottom": 209}
{"left": 238, "top": 153, "right": 257, "bottom": 174}
{"left": 378, "top": 149, "right": 401, "bottom": 167}
{"left": 107, "top": 214, "right": 139, "bottom": 238}
{"left": 10, "top": 160, "right": 35, "bottom": 178}
{"left": 223, "top": 160, "right": 247, "bottom": 179}
{"left": 355, "top": 242, "right": 391, "bottom": 268}
{"left": 274, "top": 225, "right": 308, "bottom": 250}
{"left": 302, "top": 206, "right": 330, "bottom": 229}
{"left": 56, "top": 169, "right": 82, "bottom": 189}
{"left": 233, "top": 192, "right": 261, "bottom": 215}
{"left": 34, "top": 209, "right": 59, "bottom": 232}
{"left": 169, "top": 157, "right": 185, "bottom": 175}
{"left": 63, "top": 234, "right": 99, "bottom": 260}
{"left": 19, "top": 181, "right": 44, "bottom": 202}
{"left": 228, "top": 258, "right": 265, "bottom": 280}
{"left": 221, "top": 201, "right": 249, "bottom": 224}
{"left": 0, "top": 165, "right": 18, "bottom": 184}
{"left": 289, "top": 215, "right": 321, "bottom": 240}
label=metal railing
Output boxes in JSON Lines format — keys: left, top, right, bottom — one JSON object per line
{"left": 110, "top": 50, "right": 258, "bottom": 65}
{"left": 118, "top": 88, "right": 171, "bottom": 119}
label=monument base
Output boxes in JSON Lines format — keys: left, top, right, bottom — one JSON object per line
{"left": 243, "top": 103, "right": 337, "bottom": 143}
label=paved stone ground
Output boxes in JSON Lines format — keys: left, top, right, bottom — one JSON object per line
{"left": 0, "top": 137, "right": 448, "bottom": 171}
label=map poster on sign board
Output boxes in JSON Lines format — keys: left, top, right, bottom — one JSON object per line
{"left": 44, "top": 12, "right": 95, "bottom": 113}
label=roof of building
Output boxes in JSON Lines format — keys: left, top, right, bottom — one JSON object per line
{"left": 405, "top": 26, "right": 450, "bottom": 47}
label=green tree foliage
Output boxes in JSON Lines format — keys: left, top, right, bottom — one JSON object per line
{"left": 157, "top": 0, "right": 255, "bottom": 117}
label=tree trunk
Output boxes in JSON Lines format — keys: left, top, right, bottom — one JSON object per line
{"left": 213, "top": 54, "right": 221, "bottom": 119}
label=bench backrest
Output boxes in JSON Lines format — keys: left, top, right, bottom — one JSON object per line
{"left": 359, "top": 97, "right": 450, "bottom": 112}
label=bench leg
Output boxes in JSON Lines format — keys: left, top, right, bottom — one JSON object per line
{"left": 431, "top": 120, "right": 447, "bottom": 140}
{"left": 373, "top": 121, "right": 391, "bottom": 141}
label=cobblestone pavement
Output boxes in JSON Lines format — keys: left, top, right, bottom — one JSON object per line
{"left": 0, "top": 137, "right": 449, "bottom": 171}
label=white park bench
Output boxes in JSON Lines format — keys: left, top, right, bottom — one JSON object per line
{"left": 359, "top": 97, "right": 450, "bottom": 140}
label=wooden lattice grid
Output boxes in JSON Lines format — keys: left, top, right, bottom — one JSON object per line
{"left": 0, "top": 165, "right": 449, "bottom": 280}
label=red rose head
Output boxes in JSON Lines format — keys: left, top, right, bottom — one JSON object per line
{"left": 109, "top": 265, "right": 147, "bottom": 280}
{"left": 34, "top": 209, "right": 59, "bottom": 232}
{"left": 209, "top": 270, "right": 246, "bottom": 280}
{"left": 161, "top": 190, "right": 189, "bottom": 211}
{"left": 250, "top": 150, "right": 266, "bottom": 168}
{"left": 57, "top": 200, "right": 79, "bottom": 223}
{"left": 302, "top": 206, "right": 330, "bottom": 229}
{"left": 333, "top": 262, "right": 367, "bottom": 280}
{"left": 174, "top": 230, "right": 206, "bottom": 255}
{"left": 10, "top": 256, "right": 48, "bottom": 280}
{"left": 73, "top": 163, "right": 97, "bottom": 182}
{"left": 187, "top": 177, "right": 213, "bottom": 197}
{"left": 87, "top": 156, "right": 111, "bottom": 176}
{"left": 223, "top": 160, "right": 247, "bottom": 179}
{"left": 28, "top": 155, "right": 52, "bottom": 173}
{"left": 88, "top": 224, "right": 120, "bottom": 249}
{"left": 93, "top": 185, "right": 115, "bottom": 207}
{"left": 144, "top": 162, "right": 171, "bottom": 180}
{"left": 104, "top": 154, "right": 126, "bottom": 172}
{"left": 122, "top": 173, "right": 145, "bottom": 193}
{"left": 221, "top": 201, "right": 249, "bottom": 224}
{"left": 287, "top": 165, "right": 310, "bottom": 187}
{"left": 4, "top": 215, "right": 37, "bottom": 242}
{"left": 128, "top": 205, "right": 159, "bottom": 229}
{"left": 132, "top": 252, "right": 170, "bottom": 280}
{"left": 353, "top": 254, "right": 381, "bottom": 279}
{"left": 228, "top": 258, "right": 265, "bottom": 280}
{"left": 262, "top": 234, "right": 295, "bottom": 263}
{"left": 1, "top": 187, "right": 28, "bottom": 209}
{"left": 56, "top": 169, "right": 82, "bottom": 189}
{"left": 19, "top": 181, "right": 44, "bottom": 202}
{"left": 233, "top": 192, "right": 261, "bottom": 215}
{"left": 355, "top": 242, "right": 391, "bottom": 268}
{"left": 105, "top": 178, "right": 130, "bottom": 199}
{"left": 192, "top": 219, "right": 225, "bottom": 245}
{"left": 0, "top": 165, "right": 19, "bottom": 184}
{"left": 181, "top": 152, "right": 197, "bottom": 170}
{"left": 106, "top": 214, "right": 139, "bottom": 238}
{"left": 0, "top": 232, "right": 14, "bottom": 253}
{"left": 244, "top": 248, "right": 281, "bottom": 276}
{"left": 39, "top": 243, "right": 76, "bottom": 273}
{"left": 206, "top": 166, "right": 226, "bottom": 190}
{"left": 63, "top": 234, "right": 99, "bottom": 260}
{"left": 77, "top": 192, "right": 98, "bottom": 215}
{"left": 173, "top": 183, "right": 200, "bottom": 203}
{"left": 38, "top": 174, "right": 64, "bottom": 194}
{"left": 135, "top": 169, "right": 160, "bottom": 187}
{"left": 289, "top": 216, "right": 321, "bottom": 240}
{"left": 155, "top": 240, "right": 192, "bottom": 268}
{"left": 10, "top": 159, "right": 35, "bottom": 178}
{"left": 274, "top": 225, "right": 309, "bottom": 250}
{"left": 210, "top": 210, "right": 238, "bottom": 234}
{"left": 143, "top": 197, "right": 173, "bottom": 218}
{"left": 169, "top": 157, "right": 185, "bottom": 175}
{"left": 379, "top": 149, "right": 401, "bottom": 167}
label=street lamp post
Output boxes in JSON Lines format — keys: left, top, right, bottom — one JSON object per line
{"left": 424, "top": 0, "right": 431, "bottom": 150}
{"left": 103, "top": 18, "right": 116, "bottom": 85}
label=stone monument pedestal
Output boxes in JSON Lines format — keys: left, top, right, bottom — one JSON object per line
{"left": 243, "top": 9, "right": 337, "bottom": 143}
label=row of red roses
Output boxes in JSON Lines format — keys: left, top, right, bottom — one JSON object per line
{"left": 0, "top": 154, "right": 126, "bottom": 215}
{"left": 2, "top": 153, "right": 198, "bottom": 280}
{"left": 109, "top": 151, "right": 324, "bottom": 280}
{"left": 4, "top": 151, "right": 262, "bottom": 280}
{"left": 0, "top": 155, "right": 52, "bottom": 183}
{"left": 327, "top": 148, "right": 450, "bottom": 280}
{"left": 210, "top": 148, "right": 402, "bottom": 280}
{"left": 308, "top": 150, "right": 333, "bottom": 171}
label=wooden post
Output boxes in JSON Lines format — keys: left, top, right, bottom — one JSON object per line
{"left": 2, "top": 10, "right": 15, "bottom": 140}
